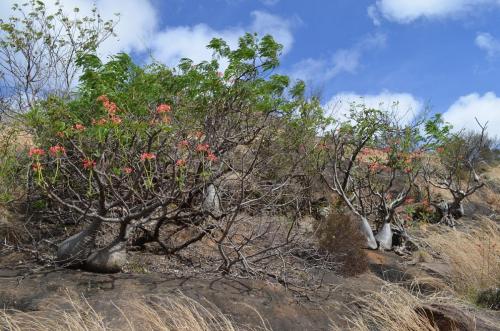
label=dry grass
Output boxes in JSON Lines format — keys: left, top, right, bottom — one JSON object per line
{"left": 0, "top": 292, "right": 269, "bottom": 331}
{"left": 336, "top": 285, "right": 440, "bottom": 331}
{"left": 424, "top": 217, "right": 500, "bottom": 301}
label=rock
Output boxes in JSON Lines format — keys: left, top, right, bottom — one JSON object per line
{"left": 85, "top": 241, "right": 127, "bottom": 273}
{"left": 417, "top": 304, "right": 498, "bottom": 331}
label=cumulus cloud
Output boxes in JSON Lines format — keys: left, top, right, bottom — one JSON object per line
{"left": 443, "top": 92, "right": 500, "bottom": 137}
{"left": 152, "top": 10, "right": 294, "bottom": 67}
{"left": 475, "top": 32, "right": 500, "bottom": 58}
{"left": 325, "top": 91, "right": 424, "bottom": 125}
{"left": 290, "top": 33, "right": 386, "bottom": 83}
{"left": 0, "top": 0, "right": 158, "bottom": 58}
{"left": 1, "top": 1, "right": 294, "bottom": 67}
{"left": 368, "top": 0, "right": 500, "bottom": 24}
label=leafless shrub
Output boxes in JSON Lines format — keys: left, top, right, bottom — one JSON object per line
{"left": 317, "top": 210, "right": 368, "bottom": 277}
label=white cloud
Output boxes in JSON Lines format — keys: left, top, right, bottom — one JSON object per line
{"left": 151, "top": 11, "right": 294, "bottom": 67}
{"left": 0, "top": 0, "right": 158, "bottom": 58}
{"left": 1, "top": 2, "right": 294, "bottom": 68}
{"left": 475, "top": 32, "right": 500, "bottom": 58}
{"left": 443, "top": 92, "right": 500, "bottom": 137}
{"left": 325, "top": 91, "right": 424, "bottom": 125}
{"left": 260, "top": 0, "right": 280, "bottom": 6}
{"left": 368, "top": 0, "right": 500, "bottom": 24}
{"left": 290, "top": 33, "right": 386, "bottom": 83}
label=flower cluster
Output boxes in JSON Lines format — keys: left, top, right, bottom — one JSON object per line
{"left": 195, "top": 143, "right": 218, "bottom": 162}
{"left": 156, "top": 104, "right": 171, "bottom": 114}
{"left": 49, "top": 145, "right": 66, "bottom": 157}
{"left": 96, "top": 95, "right": 123, "bottom": 126}
{"left": 177, "top": 140, "right": 189, "bottom": 149}
{"left": 176, "top": 159, "right": 187, "bottom": 167}
{"left": 195, "top": 143, "right": 210, "bottom": 153}
{"left": 82, "top": 158, "right": 96, "bottom": 170}
{"left": 74, "top": 123, "right": 85, "bottom": 132}
{"left": 28, "top": 148, "right": 45, "bottom": 157}
{"left": 32, "top": 163, "right": 43, "bottom": 172}
{"left": 140, "top": 152, "right": 156, "bottom": 161}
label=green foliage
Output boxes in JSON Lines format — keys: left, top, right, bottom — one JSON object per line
{"left": 0, "top": 125, "right": 29, "bottom": 203}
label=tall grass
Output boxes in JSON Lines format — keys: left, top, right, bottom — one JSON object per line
{"left": 0, "top": 292, "right": 269, "bottom": 331}
{"left": 337, "top": 285, "right": 439, "bottom": 331}
{"left": 424, "top": 217, "right": 500, "bottom": 302}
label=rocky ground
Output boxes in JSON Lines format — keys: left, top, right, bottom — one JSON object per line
{"left": 1, "top": 247, "right": 499, "bottom": 330}
{"left": 2, "top": 167, "right": 500, "bottom": 330}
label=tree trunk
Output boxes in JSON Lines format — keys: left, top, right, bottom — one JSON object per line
{"left": 56, "top": 218, "right": 102, "bottom": 267}
{"left": 375, "top": 222, "right": 393, "bottom": 250}
{"left": 84, "top": 239, "right": 127, "bottom": 273}
{"left": 84, "top": 222, "right": 131, "bottom": 273}
{"left": 360, "top": 216, "right": 378, "bottom": 249}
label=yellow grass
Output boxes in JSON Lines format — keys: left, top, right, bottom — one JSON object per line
{"left": 337, "top": 285, "right": 440, "bottom": 331}
{"left": 424, "top": 217, "right": 500, "bottom": 300}
{"left": 0, "top": 292, "right": 269, "bottom": 331}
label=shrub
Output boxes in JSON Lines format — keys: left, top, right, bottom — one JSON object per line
{"left": 22, "top": 33, "right": 327, "bottom": 273}
{"left": 317, "top": 209, "right": 369, "bottom": 277}
{"left": 0, "top": 124, "right": 30, "bottom": 203}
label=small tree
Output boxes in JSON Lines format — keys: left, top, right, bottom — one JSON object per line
{"left": 0, "top": 0, "right": 116, "bottom": 117}
{"left": 424, "top": 120, "right": 491, "bottom": 226}
{"left": 319, "top": 105, "right": 447, "bottom": 249}
{"left": 25, "top": 34, "right": 326, "bottom": 275}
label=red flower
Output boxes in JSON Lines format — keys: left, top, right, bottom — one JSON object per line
{"left": 74, "top": 123, "right": 85, "bottom": 132}
{"left": 82, "top": 158, "right": 96, "bottom": 170}
{"left": 176, "top": 159, "right": 187, "bottom": 167}
{"left": 93, "top": 118, "right": 108, "bottom": 126}
{"left": 156, "top": 104, "right": 171, "bottom": 113}
{"left": 123, "top": 167, "right": 133, "bottom": 174}
{"left": 110, "top": 115, "right": 122, "bottom": 125}
{"left": 32, "top": 162, "right": 43, "bottom": 172}
{"left": 207, "top": 152, "right": 218, "bottom": 162}
{"left": 49, "top": 145, "right": 66, "bottom": 157}
{"left": 140, "top": 152, "right": 156, "bottom": 161}
{"left": 28, "top": 148, "right": 45, "bottom": 157}
{"left": 194, "top": 131, "right": 204, "bottom": 140}
{"left": 195, "top": 143, "right": 210, "bottom": 153}
{"left": 177, "top": 140, "right": 189, "bottom": 149}
{"left": 403, "top": 167, "right": 412, "bottom": 174}
{"left": 436, "top": 147, "right": 445, "bottom": 154}
{"left": 405, "top": 198, "right": 415, "bottom": 204}
{"left": 97, "top": 95, "right": 118, "bottom": 116}
{"left": 97, "top": 95, "right": 109, "bottom": 103}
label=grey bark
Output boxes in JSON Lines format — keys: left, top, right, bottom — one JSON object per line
{"left": 56, "top": 218, "right": 102, "bottom": 266}
{"left": 84, "top": 240, "right": 127, "bottom": 273}
{"left": 360, "top": 216, "right": 378, "bottom": 249}
{"left": 375, "top": 222, "right": 393, "bottom": 250}
{"left": 203, "top": 184, "right": 221, "bottom": 216}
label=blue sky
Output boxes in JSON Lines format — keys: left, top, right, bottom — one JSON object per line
{"left": 2, "top": 0, "right": 500, "bottom": 135}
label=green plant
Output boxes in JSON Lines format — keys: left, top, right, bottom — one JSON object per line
{"left": 23, "top": 32, "right": 328, "bottom": 274}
